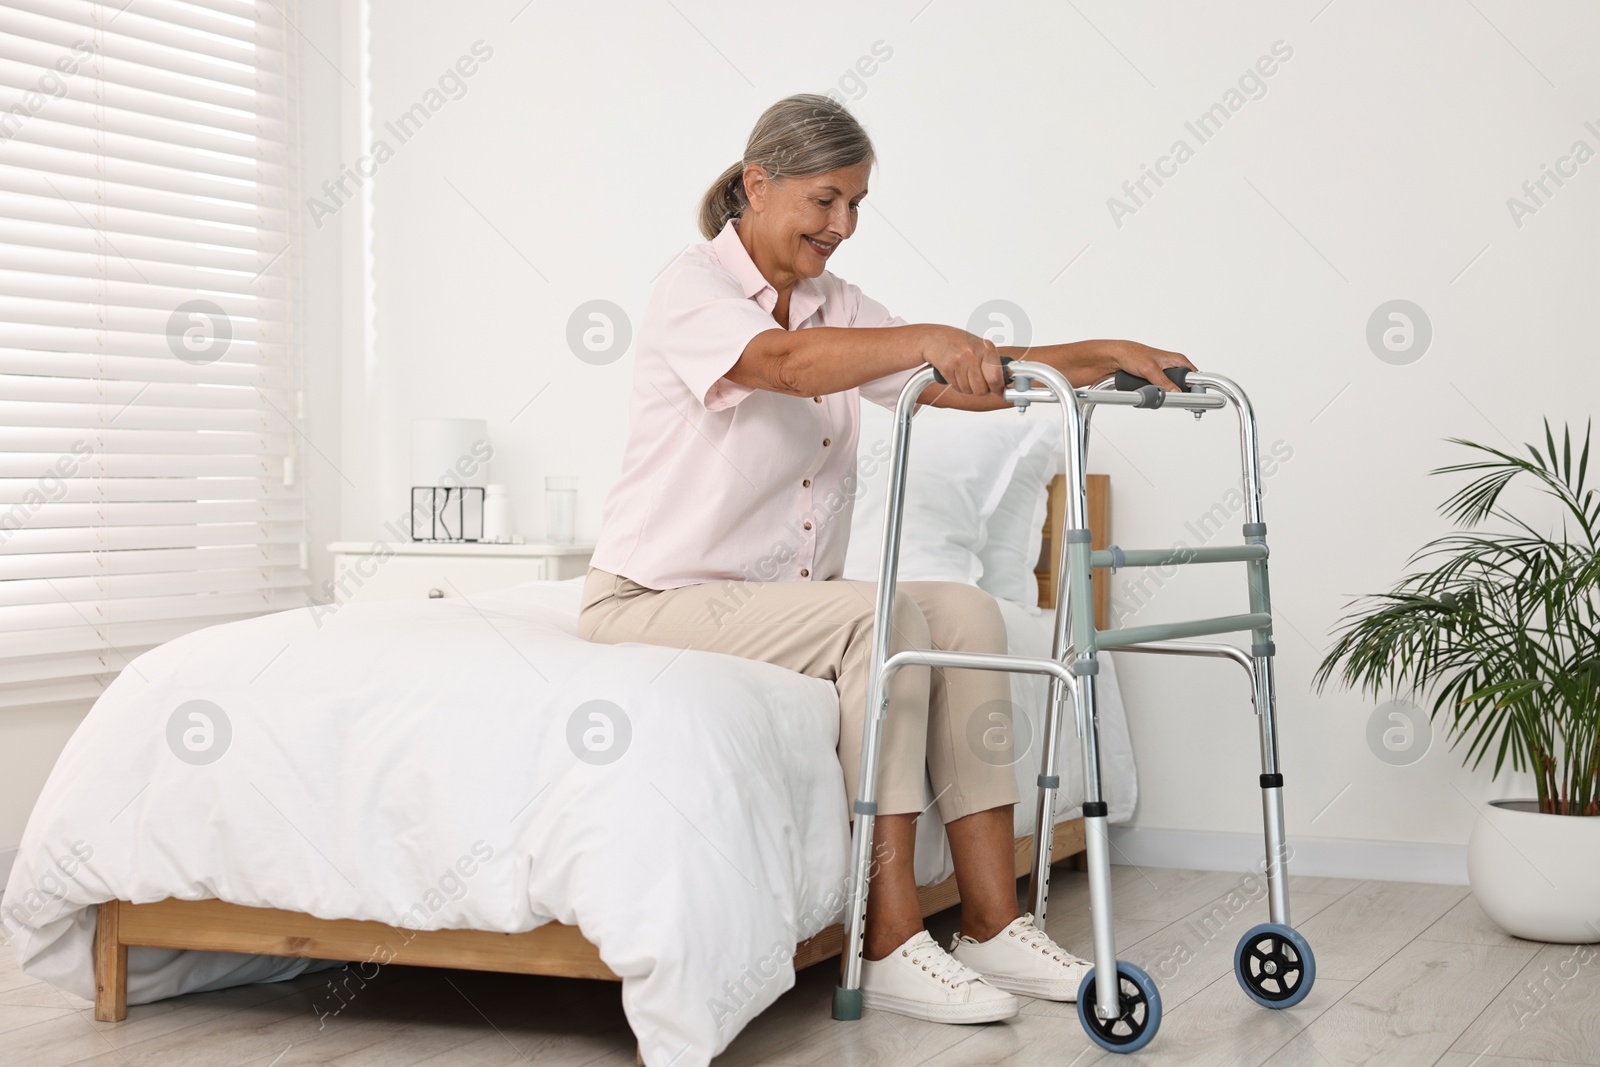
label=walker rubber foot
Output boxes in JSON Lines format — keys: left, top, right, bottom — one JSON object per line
{"left": 832, "top": 986, "right": 864, "bottom": 1021}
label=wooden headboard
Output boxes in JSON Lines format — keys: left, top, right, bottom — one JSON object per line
{"left": 1034, "top": 473, "right": 1109, "bottom": 629}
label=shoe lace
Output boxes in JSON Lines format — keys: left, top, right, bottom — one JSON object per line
{"left": 1007, "top": 914, "right": 1087, "bottom": 965}
{"left": 904, "top": 940, "right": 982, "bottom": 987}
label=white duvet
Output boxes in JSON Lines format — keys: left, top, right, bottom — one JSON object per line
{"left": 1, "top": 577, "right": 1135, "bottom": 1066}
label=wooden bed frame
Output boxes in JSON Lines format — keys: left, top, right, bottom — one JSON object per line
{"left": 93, "top": 474, "right": 1112, "bottom": 1026}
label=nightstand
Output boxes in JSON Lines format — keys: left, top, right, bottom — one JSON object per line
{"left": 326, "top": 541, "right": 597, "bottom": 603}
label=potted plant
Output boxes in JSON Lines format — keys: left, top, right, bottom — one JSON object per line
{"left": 1313, "top": 420, "right": 1599, "bottom": 943}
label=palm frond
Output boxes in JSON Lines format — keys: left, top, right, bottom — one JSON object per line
{"left": 1318, "top": 422, "right": 1600, "bottom": 815}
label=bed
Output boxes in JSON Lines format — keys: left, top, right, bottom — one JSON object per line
{"left": 3, "top": 405, "right": 1133, "bottom": 1067}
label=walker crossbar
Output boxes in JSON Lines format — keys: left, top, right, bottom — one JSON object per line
{"left": 880, "top": 648, "right": 1078, "bottom": 686}
{"left": 1092, "top": 544, "right": 1268, "bottom": 568}
{"left": 1003, "top": 386, "right": 1226, "bottom": 413}
{"left": 832, "top": 361, "right": 1313, "bottom": 1048}
{"left": 1098, "top": 612, "right": 1274, "bottom": 648}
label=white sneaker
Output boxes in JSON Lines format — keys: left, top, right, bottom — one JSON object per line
{"left": 949, "top": 914, "right": 1092, "bottom": 1001}
{"left": 860, "top": 930, "right": 1020, "bottom": 1024}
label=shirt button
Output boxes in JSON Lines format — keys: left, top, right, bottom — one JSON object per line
{"left": 800, "top": 568, "right": 809, "bottom": 577}
{"left": 822, "top": 437, "right": 831, "bottom": 447}
{"left": 803, "top": 521, "right": 812, "bottom": 530}
{"left": 802, "top": 478, "right": 811, "bottom": 488}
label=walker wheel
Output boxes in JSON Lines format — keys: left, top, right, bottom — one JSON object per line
{"left": 1234, "top": 923, "right": 1315, "bottom": 1008}
{"left": 1076, "top": 961, "right": 1162, "bottom": 1054}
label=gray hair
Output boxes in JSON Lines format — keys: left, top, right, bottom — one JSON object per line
{"left": 698, "top": 94, "right": 875, "bottom": 240}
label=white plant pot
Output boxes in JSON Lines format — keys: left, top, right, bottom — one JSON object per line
{"left": 1467, "top": 799, "right": 1600, "bottom": 943}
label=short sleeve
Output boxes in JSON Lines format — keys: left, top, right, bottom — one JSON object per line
{"left": 848, "top": 283, "right": 924, "bottom": 412}
{"left": 654, "top": 263, "right": 779, "bottom": 412}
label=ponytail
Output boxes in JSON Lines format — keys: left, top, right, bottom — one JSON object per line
{"left": 698, "top": 161, "right": 748, "bottom": 240}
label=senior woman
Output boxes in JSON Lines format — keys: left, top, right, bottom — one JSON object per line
{"left": 579, "top": 94, "right": 1193, "bottom": 1025}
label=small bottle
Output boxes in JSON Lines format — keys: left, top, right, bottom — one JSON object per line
{"left": 482, "top": 484, "right": 515, "bottom": 543}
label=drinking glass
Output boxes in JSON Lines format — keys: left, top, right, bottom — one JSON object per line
{"left": 545, "top": 476, "right": 577, "bottom": 544}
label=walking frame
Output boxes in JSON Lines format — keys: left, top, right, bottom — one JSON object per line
{"left": 831, "top": 360, "right": 1316, "bottom": 1053}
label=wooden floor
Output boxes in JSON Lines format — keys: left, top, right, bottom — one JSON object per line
{"left": 2, "top": 867, "right": 1597, "bottom": 1066}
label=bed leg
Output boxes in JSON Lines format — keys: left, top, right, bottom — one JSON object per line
{"left": 94, "top": 901, "right": 128, "bottom": 1023}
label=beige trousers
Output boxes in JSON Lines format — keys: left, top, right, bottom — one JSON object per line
{"left": 577, "top": 567, "right": 1020, "bottom": 824}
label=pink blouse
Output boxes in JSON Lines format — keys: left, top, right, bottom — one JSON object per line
{"left": 590, "top": 216, "right": 923, "bottom": 590}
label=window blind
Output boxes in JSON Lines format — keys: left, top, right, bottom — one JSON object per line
{"left": 0, "top": 0, "right": 306, "bottom": 709}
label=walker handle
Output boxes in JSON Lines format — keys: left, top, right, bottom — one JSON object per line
{"left": 931, "top": 354, "right": 1014, "bottom": 388}
{"left": 1114, "top": 366, "right": 1194, "bottom": 392}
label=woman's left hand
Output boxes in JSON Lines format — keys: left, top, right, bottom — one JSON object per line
{"left": 1105, "top": 340, "right": 1197, "bottom": 391}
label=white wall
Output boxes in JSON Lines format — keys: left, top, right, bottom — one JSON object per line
{"left": 5, "top": 0, "right": 1595, "bottom": 879}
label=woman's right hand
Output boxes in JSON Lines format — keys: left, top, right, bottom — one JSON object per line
{"left": 920, "top": 325, "right": 1008, "bottom": 397}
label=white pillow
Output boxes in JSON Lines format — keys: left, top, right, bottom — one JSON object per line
{"left": 975, "top": 423, "right": 1061, "bottom": 609}
{"left": 844, "top": 405, "right": 1063, "bottom": 608}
